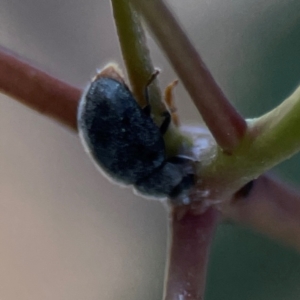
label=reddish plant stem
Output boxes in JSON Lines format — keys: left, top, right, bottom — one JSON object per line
{"left": 2, "top": 48, "right": 300, "bottom": 252}
{"left": 164, "top": 207, "right": 220, "bottom": 300}
{"left": 0, "top": 47, "right": 80, "bottom": 130}
{"left": 227, "top": 175, "right": 300, "bottom": 250}
{"left": 130, "top": 0, "right": 247, "bottom": 152}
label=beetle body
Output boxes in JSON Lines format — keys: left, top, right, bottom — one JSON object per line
{"left": 78, "top": 70, "right": 194, "bottom": 199}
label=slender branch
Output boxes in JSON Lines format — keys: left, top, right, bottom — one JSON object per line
{"left": 225, "top": 175, "right": 300, "bottom": 251}
{"left": 164, "top": 207, "right": 219, "bottom": 300}
{"left": 197, "top": 81, "right": 300, "bottom": 203}
{"left": 111, "top": 0, "right": 186, "bottom": 155}
{"left": 249, "top": 85, "right": 300, "bottom": 168}
{"left": 129, "top": 0, "right": 247, "bottom": 152}
{"left": 111, "top": 0, "right": 164, "bottom": 115}
{"left": 0, "top": 47, "right": 80, "bottom": 130}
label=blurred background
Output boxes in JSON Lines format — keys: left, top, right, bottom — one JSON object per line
{"left": 1, "top": 0, "right": 300, "bottom": 299}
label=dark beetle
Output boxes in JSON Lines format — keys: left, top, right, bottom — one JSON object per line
{"left": 78, "top": 67, "right": 194, "bottom": 200}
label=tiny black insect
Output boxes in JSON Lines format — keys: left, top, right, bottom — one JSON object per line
{"left": 78, "top": 66, "right": 194, "bottom": 200}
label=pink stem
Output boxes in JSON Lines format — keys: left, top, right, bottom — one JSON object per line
{"left": 227, "top": 175, "right": 300, "bottom": 250}
{"left": 0, "top": 47, "right": 80, "bottom": 130}
{"left": 164, "top": 207, "right": 220, "bottom": 300}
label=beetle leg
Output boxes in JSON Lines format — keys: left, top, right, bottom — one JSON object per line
{"left": 159, "top": 111, "right": 171, "bottom": 135}
{"left": 142, "top": 70, "right": 174, "bottom": 135}
{"left": 142, "top": 70, "right": 160, "bottom": 116}
{"left": 166, "top": 155, "right": 194, "bottom": 164}
{"left": 169, "top": 174, "right": 195, "bottom": 198}
{"left": 142, "top": 104, "right": 151, "bottom": 116}
{"left": 153, "top": 156, "right": 195, "bottom": 199}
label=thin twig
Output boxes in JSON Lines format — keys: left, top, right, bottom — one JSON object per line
{"left": 111, "top": 0, "right": 163, "bottom": 114}
{"left": 226, "top": 175, "right": 300, "bottom": 251}
{"left": 249, "top": 85, "right": 300, "bottom": 168}
{"left": 0, "top": 47, "right": 80, "bottom": 130}
{"left": 129, "top": 0, "right": 247, "bottom": 152}
{"left": 111, "top": 0, "right": 186, "bottom": 156}
{"left": 164, "top": 207, "right": 219, "bottom": 300}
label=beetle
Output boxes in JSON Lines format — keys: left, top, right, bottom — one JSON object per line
{"left": 78, "top": 66, "right": 195, "bottom": 201}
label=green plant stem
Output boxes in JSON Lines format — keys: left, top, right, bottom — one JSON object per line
{"left": 111, "top": 0, "right": 186, "bottom": 155}
{"left": 198, "top": 85, "right": 300, "bottom": 202}
{"left": 111, "top": 0, "right": 163, "bottom": 116}
{"left": 251, "top": 85, "right": 300, "bottom": 168}
{"left": 129, "top": 0, "right": 247, "bottom": 152}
